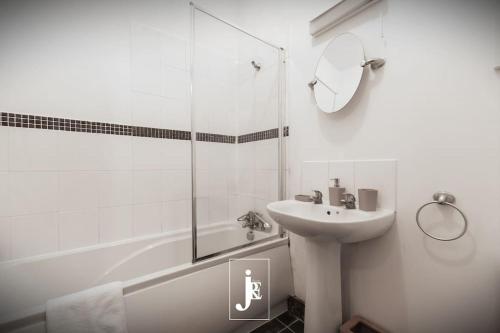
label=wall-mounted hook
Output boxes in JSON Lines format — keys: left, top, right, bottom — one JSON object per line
{"left": 308, "top": 79, "right": 317, "bottom": 90}
{"left": 361, "top": 58, "right": 386, "bottom": 70}
{"left": 251, "top": 60, "right": 261, "bottom": 71}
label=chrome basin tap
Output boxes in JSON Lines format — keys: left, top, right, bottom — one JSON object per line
{"left": 341, "top": 193, "right": 356, "bottom": 209}
{"left": 311, "top": 190, "right": 323, "bottom": 204}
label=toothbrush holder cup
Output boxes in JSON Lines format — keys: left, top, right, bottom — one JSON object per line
{"left": 358, "top": 189, "right": 378, "bottom": 211}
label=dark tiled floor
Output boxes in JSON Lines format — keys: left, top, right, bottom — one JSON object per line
{"left": 287, "top": 296, "right": 305, "bottom": 321}
{"left": 288, "top": 320, "right": 304, "bottom": 333}
{"left": 250, "top": 310, "right": 304, "bottom": 333}
{"left": 250, "top": 319, "right": 284, "bottom": 333}
{"left": 277, "top": 312, "right": 297, "bottom": 326}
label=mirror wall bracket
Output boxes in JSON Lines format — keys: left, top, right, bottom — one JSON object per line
{"left": 309, "top": 57, "right": 385, "bottom": 90}
{"left": 251, "top": 60, "right": 261, "bottom": 71}
{"left": 361, "top": 58, "right": 386, "bottom": 70}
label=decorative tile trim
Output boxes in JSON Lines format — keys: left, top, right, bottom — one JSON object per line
{"left": 238, "top": 128, "right": 278, "bottom": 143}
{"left": 0, "top": 112, "right": 191, "bottom": 140}
{"left": 238, "top": 126, "right": 289, "bottom": 144}
{"left": 196, "top": 132, "right": 236, "bottom": 144}
{"left": 0, "top": 112, "right": 289, "bottom": 144}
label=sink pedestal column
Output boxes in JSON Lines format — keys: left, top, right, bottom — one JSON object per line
{"left": 304, "top": 239, "right": 342, "bottom": 333}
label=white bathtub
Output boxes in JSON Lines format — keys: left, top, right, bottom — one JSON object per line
{"left": 0, "top": 224, "right": 292, "bottom": 333}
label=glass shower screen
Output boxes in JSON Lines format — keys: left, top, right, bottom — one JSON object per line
{"left": 190, "top": 4, "right": 284, "bottom": 261}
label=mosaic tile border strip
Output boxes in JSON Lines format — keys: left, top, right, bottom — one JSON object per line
{"left": 196, "top": 132, "right": 236, "bottom": 144}
{"left": 237, "top": 126, "right": 289, "bottom": 144}
{"left": 238, "top": 128, "right": 278, "bottom": 144}
{"left": 0, "top": 112, "right": 191, "bottom": 140}
{"left": 0, "top": 112, "right": 289, "bottom": 144}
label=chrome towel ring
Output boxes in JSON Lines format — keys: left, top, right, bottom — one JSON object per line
{"left": 416, "top": 191, "right": 468, "bottom": 241}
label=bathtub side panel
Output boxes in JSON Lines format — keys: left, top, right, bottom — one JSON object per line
{"left": 125, "top": 245, "right": 292, "bottom": 333}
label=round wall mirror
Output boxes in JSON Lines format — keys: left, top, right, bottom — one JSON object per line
{"left": 313, "top": 33, "right": 365, "bottom": 113}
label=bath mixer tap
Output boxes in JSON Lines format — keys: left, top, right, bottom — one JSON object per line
{"left": 237, "top": 211, "right": 272, "bottom": 232}
{"left": 341, "top": 193, "right": 356, "bottom": 209}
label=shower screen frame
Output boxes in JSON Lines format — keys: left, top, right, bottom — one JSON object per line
{"left": 189, "top": 2, "right": 286, "bottom": 263}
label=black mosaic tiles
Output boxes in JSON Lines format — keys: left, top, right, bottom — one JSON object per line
{"left": 238, "top": 128, "right": 278, "bottom": 143}
{"left": 196, "top": 132, "right": 236, "bottom": 144}
{"left": 238, "top": 126, "right": 290, "bottom": 144}
{"left": 0, "top": 112, "right": 289, "bottom": 144}
{"left": 283, "top": 125, "right": 289, "bottom": 137}
{"left": 0, "top": 112, "right": 192, "bottom": 141}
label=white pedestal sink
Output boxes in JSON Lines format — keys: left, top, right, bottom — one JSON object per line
{"left": 267, "top": 200, "right": 395, "bottom": 333}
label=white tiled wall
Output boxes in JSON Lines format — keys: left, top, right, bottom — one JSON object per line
{"left": 301, "top": 159, "right": 397, "bottom": 210}
{"left": 98, "top": 206, "right": 134, "bottom": 243}
{"left": 0, "top": 0, "right": 282, "bottom": 262}
{"left": 58, "top": 210, "right": 99, "bottom": 251}
{"left": 11, "top": 213, "right": 59, "bottom": 259}
{"left": 0, "top": 126, "right": 193, "bottom": 261}
{"left": 0, "top": 0, "right": 194, "bottom": 261}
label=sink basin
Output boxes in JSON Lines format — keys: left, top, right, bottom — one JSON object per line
{"left": 267, "top": 200, "right": 395, "bottom": 243}
{"left": 266, "top": 200, "right": 395, "bottom": 333}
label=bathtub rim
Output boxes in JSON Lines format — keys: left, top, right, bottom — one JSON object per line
{"left": 0, "top": 235, "right": 289, "bottom": 332}
{"left": 0, "top": 222, "right": 247, "bottom": 268}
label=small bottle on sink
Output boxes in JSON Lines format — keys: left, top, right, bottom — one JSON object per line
{"left": 329, "top": 178, "right": 345, "bottom": 206}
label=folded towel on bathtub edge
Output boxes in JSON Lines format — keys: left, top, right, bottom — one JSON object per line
{"left": 46, "top": 281, "right": 128, "bottom": 333}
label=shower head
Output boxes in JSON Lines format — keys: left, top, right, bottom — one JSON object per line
{"left": 251, "top": 60, "right": 261, "bottom": 71}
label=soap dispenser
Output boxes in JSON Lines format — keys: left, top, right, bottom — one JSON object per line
{"left": 329, "top": 178, "right": 345, "bottom": 206}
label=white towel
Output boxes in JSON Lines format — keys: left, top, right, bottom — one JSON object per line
{"left": 46, "top": 282, "right": 128, "bottom": 333}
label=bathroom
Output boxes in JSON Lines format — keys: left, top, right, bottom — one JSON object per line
{"left": 0, "top": 0, "right": 499, "bottom": 332}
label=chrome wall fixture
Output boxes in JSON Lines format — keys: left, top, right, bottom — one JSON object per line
{"left": 308, "top": 57, "right": 385, "bottom": 91}
{"left": 307, "top": 79, "right": 317, "bottom": 89}
{"left": 251, "top": 60, "right": 261, "bottom": 71}
{"left": 361, "top": 58, "right": 386, "bottom": 69}
{"left": 416, "top": 191, "right": 468, "bottom": 241}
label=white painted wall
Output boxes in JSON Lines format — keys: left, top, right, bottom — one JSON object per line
{"left": 234, "top": 0, "right": 500, "bottom": 331}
